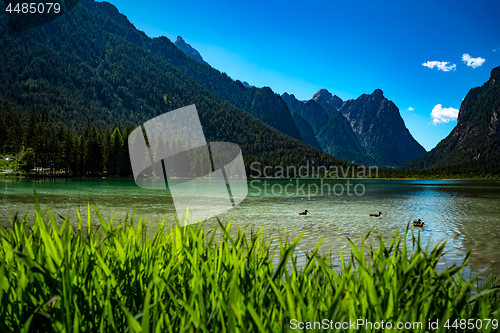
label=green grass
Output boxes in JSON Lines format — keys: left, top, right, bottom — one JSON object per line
{"left": 0, "top": 201, "right": 499, "bottom": 332}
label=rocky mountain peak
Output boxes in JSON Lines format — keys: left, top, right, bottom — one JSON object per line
{"left": 313, "top": 89, "right": 333, "bottom": 100}
{"left": 336, "top": 89, "right": 426, "bottom": 166}
{"left": 174, "top": 36, "right": 209, "bottom": 66}
{"left": 312, "top": 88, "right": 343, "bottom": 110}
{"left": 370, "top": 89, "right": 385, "bottom": 102}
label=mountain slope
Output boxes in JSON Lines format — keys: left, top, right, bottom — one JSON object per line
{"left": 316, "top": 112, "right": 379, "bottom": 165}
{"left": 337, "top": 89, "right": 427, "bottom": 166}
{"left": 290, "top": 112, "right": 321, "bottom": 150}
{"left": 32, "top": 0, "right": 302, "bottom": 141}
{"left": 174, "top": 36, "right": 209, "bottom": 66}
{"left": 294, "top": 100, "right": 329, "bottom": 134}
{"left": 0, "top": 0, "right": 349, "bottom": 171}
{"left": 282, "top": 94, "right": 329, "bottom": 134}
{"left": 402, "top": 66, "right": 500, "bottom": 173}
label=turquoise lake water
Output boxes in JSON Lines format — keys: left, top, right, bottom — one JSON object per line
{"left": 1, "top": 177, "right": 500, "bottom": 278}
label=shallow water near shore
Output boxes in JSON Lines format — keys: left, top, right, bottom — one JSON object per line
{"left": 2, "top": 177, "right": 500, "bottom": 279}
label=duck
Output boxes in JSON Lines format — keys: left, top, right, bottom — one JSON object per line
{"left": 370, "top": 212, "right": 382, "bottom": 217}
{"left": 412, "top": 219, "right": 425, "bottom": 228}
{"left": 298, "top": 210, "right": 309, "bottom": 216}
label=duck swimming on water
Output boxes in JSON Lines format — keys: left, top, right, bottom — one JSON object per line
{"left": 370, "top": 212, "right": 382, "bottom": 217}
{"left": 298, "top": 210, "right": 309, "bottom": 216}
{"left": 412, "top": 219, "right": 425, "bottom": 228}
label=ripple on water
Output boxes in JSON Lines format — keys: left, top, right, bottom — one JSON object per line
{"left": 2, "top": 178, "right": 500, "bottom": 277}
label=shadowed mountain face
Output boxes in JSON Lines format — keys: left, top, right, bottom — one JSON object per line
{"left": 290, "top": 112, "right": 322, "bottom": 151}
{"left": 292, "top": 100, "right": 329, "bottom": 134}
{"left": 281, "top": 93, "right": 304, "bottom": 113}
{"left": 174, "top": 36, "right": 209, "bottom": 66}
{"left": 402, "top": 66, "right": 500, "bottom": 173}
{"left": 282, "top": 89, "right": 426, "bottom": 167}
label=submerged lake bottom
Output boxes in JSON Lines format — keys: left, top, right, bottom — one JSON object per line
{"left": 2, "top": 177, "right": 500, "bottom": 280}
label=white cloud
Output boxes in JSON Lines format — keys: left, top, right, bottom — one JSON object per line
{"left": 462, "top": 54, "right": 485, "bottom": 68}
{"left": 431, "top": 104, "right": 459, "bottom": 125}
{"left": 407, "top": 107, "right": 414, "bottom": 111}
{"left": 422, "top": 61, "right": 456, "bottom": 72}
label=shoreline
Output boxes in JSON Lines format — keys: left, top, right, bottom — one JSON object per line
{"left": 2, "top": 173, "right": 500, "bottom": 181}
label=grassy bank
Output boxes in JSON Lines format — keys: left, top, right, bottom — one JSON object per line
{"left": 0, "top": 203, "right": 499, "bottom": 332}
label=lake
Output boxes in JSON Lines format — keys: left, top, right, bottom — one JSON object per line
{"left": 1, "top": 177, "right": 500, "bottom": 278}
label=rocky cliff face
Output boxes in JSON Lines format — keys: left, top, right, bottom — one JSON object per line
{"left": 402, "top": 66, "right": 500, "bottom": 172}
{"left": 174, "top": 36, "right": 210, "bottom": 66}
{"left": 337, "top": 89, "right": 426, "bottom": 166}
{"left": 282, "top": 88, "right": 426, "bottom": 166}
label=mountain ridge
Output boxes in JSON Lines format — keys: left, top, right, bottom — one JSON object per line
{"left": 282, "top": 88, "right": 426, "bottom": 166}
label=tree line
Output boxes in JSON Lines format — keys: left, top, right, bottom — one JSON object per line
{"left": 1, "top": 105, "right": 132, "bottom": 176}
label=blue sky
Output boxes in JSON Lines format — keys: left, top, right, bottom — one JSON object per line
{"left": 105, "top": 0, "right": 500, "bottom": 151}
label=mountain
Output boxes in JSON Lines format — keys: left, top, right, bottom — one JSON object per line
{"left": 0, "top": 0, "right": 350, "bottom": 173}
{"left": 337, "top": 89, "right": 427, "bottom": 166}
{"left": 29, "top": 0, "right": 302, "bottom": 141}
{"left": 316, "top": 111, "right": 379, "bottom": 165}
{"left": 290, "top": 112, "right": 321, "bottom": 151}
{"left": 282, "top": 89, "right": 426, "bottom": 166}
{"left": 402, "top": 66, "right": 500, "bottom": 174}
{"left": 281, "top": 93, "right": 304, "bottom": 114}
{"left": 282, "top": 92, "right": 377, "bottom": 165}
{"left": 174, "top": 36, "right": 209, "bottom": 66}
{"left": 313, "top": 89, "right": 343, "bottom": 111}
{"left": 292, "top": 99, "right": 329, "bottom": 134}
{"left": 282, "top": 94, "right": 331, "bottom": 135}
